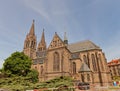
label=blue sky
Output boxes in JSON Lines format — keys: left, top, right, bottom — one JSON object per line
{"left": 0, "top": 0, "right": 120, "bottom": 68}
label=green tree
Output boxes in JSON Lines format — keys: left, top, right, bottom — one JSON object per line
{"left": 27, "top": 69, "right": 39, "bottom": 83}
{"left": 3, "top": 52, "right": 32, "bottom": 76}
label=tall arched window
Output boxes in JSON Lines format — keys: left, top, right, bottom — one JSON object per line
{"left": 73, "top": 62, "right": 76, "bottom": 74}
{"left": 83, "top": 55, "right": 88, "bottom": 65}
{"left": 87, "top": 74, "right": 90, "bottom": 81}
{"left": 53, "top": 52, "right": 60, "bottom": 71}
{"left": 91, "top": 54, "right": 97, "bottom": 71}
{"left": 31, "top": 41, "right": 34, "bottom": 48}
{"left": 26, "top": 40, "right": 30, "bottom": 48}
{"left": 99, "top": 54, "right": 104, "bottom": 71}
{"left": 81, "top": 74, "right": 84, "bottom": 82}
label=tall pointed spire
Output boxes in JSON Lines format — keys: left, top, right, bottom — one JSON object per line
{"left": 23, "top": 20, "right": 37, "bottom": 59}
{"left": 37, "top": 29, "right": 46, "bottom": 51}
{"left": 40, "top": 28, "right": 46, "bottom": 44}
{"left": 29, "top": 20, "right": 35, "bottom": 36}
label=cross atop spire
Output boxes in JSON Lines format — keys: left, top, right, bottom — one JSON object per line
{"left": 29, "top": 20, "right": 35, "bottom": 36}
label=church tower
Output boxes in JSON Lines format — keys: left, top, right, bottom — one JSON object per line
{"left": 37, "top": 29, "right": 46, "bottom": 52}
{"left": 23, "top": 20, "right": 37, "bottom": 59}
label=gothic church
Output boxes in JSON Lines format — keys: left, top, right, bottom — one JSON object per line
{"left": 23, "top": 21, "right": 112, "bottom": 86}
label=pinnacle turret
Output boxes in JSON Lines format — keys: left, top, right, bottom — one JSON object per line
{"left": 64, "top": 32, "right": 68, "bottom": 45}
{"left": 40, "top": 29, "right": 46, "bottom": 45}
{"left": 37, "top": 29, "right": 46, "bottom": 51}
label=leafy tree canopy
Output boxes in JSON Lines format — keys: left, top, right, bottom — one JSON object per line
{"left": 3, "top": 52, "right": 32, "bottom": 76}
{"left": 27, "top": 69, "right": 39, "bottom": 83}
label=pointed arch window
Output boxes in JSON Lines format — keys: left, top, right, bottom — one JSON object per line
{"left": 81, "top": 74, "right": 84, "bottom": 82}
{"left": 87, "top": 74, "right": 90, "bottom": 81}
{"left": 99, "top": 54, "right": 104, "bottom": 71}
{"left": 72, "top": 62, "right": 76, "bottom": 74}
{"left": 31, "top": 41, "right": 35, "bottom": 48}
{"left": 26, "top": 40, "right": 30, "bottom": 48}
{"left": 91, "top": 54, "right": 97, "bottom": 71}
{"left": 83, "top": 55, "right": 88, "bottom": 65}
{"left": 53, "top": 52, "right": 60, "bottom": 71}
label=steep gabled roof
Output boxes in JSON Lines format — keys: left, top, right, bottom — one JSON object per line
{"left": 48, "top": 32, "right": 65, "bottom": 50}
{"left": 78, "top": 62, "right": 91, "bottom": 73}
{"left": 68, "top": 40, "right": 100, "bottom": 53}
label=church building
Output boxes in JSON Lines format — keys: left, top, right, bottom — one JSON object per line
{"left": 23, "top": 20, "right": 112, "bottom": 86}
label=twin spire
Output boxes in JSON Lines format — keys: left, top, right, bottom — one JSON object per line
{"left": 27, "top": 20, "right": 46, "bottom": 52}
{"left": 27, "top": 20, "right": 68, "bottom": 51}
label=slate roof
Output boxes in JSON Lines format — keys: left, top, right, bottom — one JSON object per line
{"left": 68, "top": 40, "right": 100, "bottom": 53}
{"left": 78, "top": 62, "right": 91, "bottom": 72}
